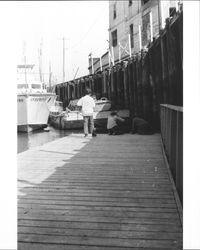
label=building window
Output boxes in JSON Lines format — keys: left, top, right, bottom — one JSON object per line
{"left": 129, "top": 0, "right": 132, "bottom": 6}
{"left": 113, "top": 3, "right": 117, "bottom": 19}
{"left": 141, "top": 0, "right": 150, "bottom": 5}
{"left": 111, "top": 30, "right": 117, "bottom": 47}
{"left": 142, "top": 13, "right": 151, "bottom": 46}
{"left": 130, "top": 24, "right": 134, "bottom": 48}
{"left": 169, "top": 7, "right": 176, "bottom": 17}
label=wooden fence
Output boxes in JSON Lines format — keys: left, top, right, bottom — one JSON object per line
{"left": 55, "top": 11, "right": 182, "bottom": 131}
{"left": 160, "top": 104, "right": 183, "bottom": 205}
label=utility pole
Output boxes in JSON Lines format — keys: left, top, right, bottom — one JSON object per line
{"left": 88, "top": 53, "right": 94, "bottom": 74}
{"left": 23, "top": 41, "right": 27, "bottom": 84}
{"left": 63, "top": 37, "right": 65, "bottom": 82}
{"left": 58, "top": 37, "right": 70, "bottom": 82}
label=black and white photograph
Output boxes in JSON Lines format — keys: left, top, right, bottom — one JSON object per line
{"left": 0, "top": 0, "right": 200, "bottom": 249}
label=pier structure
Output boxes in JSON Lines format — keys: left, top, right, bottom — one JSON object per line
{"left": 18, "top": 5, "right": 183, "bottom": 250}
{"left": 18, "top": 133, "right": 182, "bottom": 249}
{"left": 55, "top": 10, "right": 182, "bottom": 132}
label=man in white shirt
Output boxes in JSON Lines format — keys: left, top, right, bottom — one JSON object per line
{"left": 77, "top": 88, "right": 96, "bottom": 137}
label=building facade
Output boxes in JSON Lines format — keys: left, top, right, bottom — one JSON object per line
{"left": 89, "top": 0, "right": 181, "bottom": 74}
{"left": 88, "top": 52, "right": 109, "bottom": 75}
{"left": 109, "top": 0, "right": 181, "bottom": 62}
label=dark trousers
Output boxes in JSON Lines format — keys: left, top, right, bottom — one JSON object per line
{"left": 83, "top": 116, "right": 94, "bottom": 135}
{"left": 108, "top": 125, "right": 121, "bottom": 135}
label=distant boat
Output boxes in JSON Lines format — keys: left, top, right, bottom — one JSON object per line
{"left": 17, "top": 64, "right": 56, "bottom": 132}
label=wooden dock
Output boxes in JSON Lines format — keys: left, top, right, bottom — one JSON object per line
{"left": 18, "top": 133, "right": 182, "bottom": 250}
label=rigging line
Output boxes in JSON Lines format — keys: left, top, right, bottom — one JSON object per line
{"left": 71, "top": 5, "right": 107, "bottom": 50}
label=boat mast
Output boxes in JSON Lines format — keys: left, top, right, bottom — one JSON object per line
{"left": 63, "top": 37, "right": 65, "bottom": 82}
{"left": 49, "top": 61, "right": 52, "bottom": 88}
{"left": 23, "top": 41, "right": 27, "bottom": 84}
{"left": 38, "top": 39, "right": 43, "bottom": 83}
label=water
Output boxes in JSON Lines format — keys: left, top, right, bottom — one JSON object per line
{"left": 17, "top": 126, "right": 81, "bottom": 154}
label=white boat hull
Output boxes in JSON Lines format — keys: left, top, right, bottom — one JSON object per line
{"left": 17, "top": 93, "right": 56, "bottom": 132}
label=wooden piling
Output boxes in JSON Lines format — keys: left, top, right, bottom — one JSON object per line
{"left": 54, "top": 11, "right": 183, "bottom": 131}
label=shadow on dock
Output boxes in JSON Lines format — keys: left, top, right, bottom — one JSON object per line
{"left": 18, "top": 133, "right": 182, "bottom": 250}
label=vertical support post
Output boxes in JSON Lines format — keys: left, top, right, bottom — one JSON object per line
{"left": 128, "top": 33, "right": 132, "bottom": 58}
{"left": 150, "top": 11, "right": 153, "bottom": 42}
{"left": 108, "top": 49, "right": 111, "bottom": 67}
{"left": 175, "top": 111, "right": 179, "bottom": 186}
{"left": 119, "top": 42, "right": 121, "bottom": 63}
{"left": 111, "top": 46, "right": 115, "bottom": 65}
{"left": 100, "top": 56, "right": 102, "bottom": 71}
{"left": 91, "top": 54, "right": 94, "bottom": 74}
{"left": 139, "top": 25, "right": 142, "bottom": 51}
{"left": 67, "top": 83, "right": 70, "bottom": 100}
{"left": 123, "top": 63, "right": 129, "bottom": 108}
{"left": 160, "top": 1, "right": 165, "bottom": 29}
{"left": 175, "top": 0, "right": 179, "bottom": 12}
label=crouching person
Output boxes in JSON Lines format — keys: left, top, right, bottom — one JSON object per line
{"left": 132, "top": 117, "right": 154, "bottom": 135}
{"left": 107, "top": 111, "right": 125, "bottom": 135}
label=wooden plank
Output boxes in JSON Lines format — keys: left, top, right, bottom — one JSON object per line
{"left": 18, "top": 233, "right": 182, "bottom": 249}
{"left": 18, "top": 204, "right": 177, "bottom": 213}
{"left": 18, "top": 195, "right": 175, "bottom": 202}
{"left": 19, "top": 184, "right": 173, "bottom": 191}
{"left": 18, "top": 242, "right": 180, "bottom": 250}
{"left": 18, "top": 219, "right": 182, "bottom": 232}
{"left": 18, "top": 199, "right": 177, "bottom": 208}
{"left": 17, "top": 189, "right": 174, "bottom": 197}
{"left": 18, "top": 226, "right": 182, "bottom": 240}
{"left": 18, "top": 201, "right": 177, "bottom": 209}
{"left": 18, "top": 209, "right": 180, "bottom": 220}
{"left": 17, "top": 215, "right": 181, "bottom": 226}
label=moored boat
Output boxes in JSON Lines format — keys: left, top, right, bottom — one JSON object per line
{"left": 49, "top": 103, "right": 130, "bottom": 131}
{"left": 17, "top": 65, "right": 56, "bottom": 132}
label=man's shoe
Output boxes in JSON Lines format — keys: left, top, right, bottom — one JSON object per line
{"left": 84, "top": 134, "right": 88, "bottom": 137}
{"left": 92, "top": 131, "right": 97, "bottom": 137}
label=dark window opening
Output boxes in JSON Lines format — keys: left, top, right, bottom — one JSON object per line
{"left": 169, "top": 7, "right": 176, "bottom": 17}
{"left": 142, "top": 13, "right": 151, "bottom": 46}
{"left": 17, "top": 84, "right": 28, "bottom": 89}
{"left": 141, "top": 0, "right": 150, "bottom": 5}
{"left": 130, "top": 24, "right": 134, "bottom": 48}
{"left": 129, "top": 0, "right": 132, "bottom": 6}
{"left": 113, "top": 3, "right": 117, "bottom": 19}
{"left": 31, "top": 84, "right": 42, "bottom": 89}
{"left": 111, "top": 30, "right": 118, "bottom": 47}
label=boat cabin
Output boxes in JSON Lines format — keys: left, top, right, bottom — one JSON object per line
{"left": 17, "top": 82, "right": 47, "bottom": 94}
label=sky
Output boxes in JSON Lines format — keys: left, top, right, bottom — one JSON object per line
{"left": 16, "top": 1, "right": 109, "bottom": 83}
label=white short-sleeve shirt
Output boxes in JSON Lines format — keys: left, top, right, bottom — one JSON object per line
{"left": 77, "top": 95, "right": 95, "bottom": 116}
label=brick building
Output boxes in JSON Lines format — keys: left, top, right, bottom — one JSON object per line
{"left": 89, "top": 0, "right": 181, "bottom": 74}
